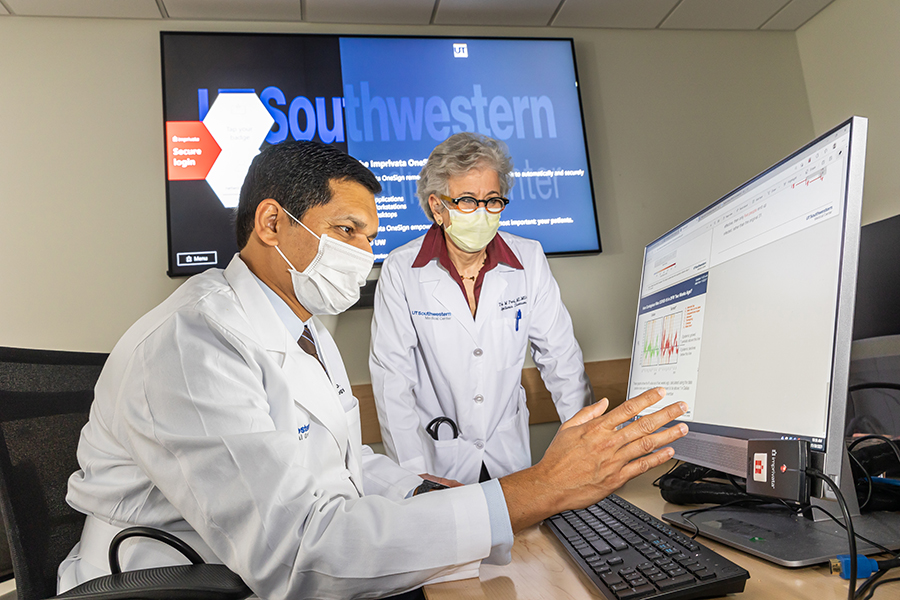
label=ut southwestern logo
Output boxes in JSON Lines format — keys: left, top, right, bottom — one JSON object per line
{"left": 453, "top": 43, "right": 468, "bottom": 58}
{"left": 198, "top": 83, "right": 558, "bottom": 145}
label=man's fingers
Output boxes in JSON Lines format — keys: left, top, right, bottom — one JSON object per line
{"left": 620, "top": 421, "right": 689, "bottom": 464}
{"left": 562, "top": 397, "right": 610, "bottom": 430}
{"left": 616, "top": 401, "right": 688, "bottom": 446}
{"left": 599, "top": 387, "right": 667, "bottom": 428}
{"left": 618, "top": 446, "right": 678, "bottom": 481}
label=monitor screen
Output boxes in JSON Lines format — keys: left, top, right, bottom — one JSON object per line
{"left": 627, "top": 117, "right": 865, "bottom": 477}
{"left": 853, "top": 213, "right": 900, "bottom": 341}
{"left": 161, "top": 32, "right": 601, "bottom": 277}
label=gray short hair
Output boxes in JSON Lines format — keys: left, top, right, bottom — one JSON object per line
{"left": 417, "top": 132, "right": 514, "bottom": 222}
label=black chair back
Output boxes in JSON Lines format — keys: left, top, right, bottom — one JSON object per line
{"left": 0, "top": 347, "right": 108, "bottom": 600}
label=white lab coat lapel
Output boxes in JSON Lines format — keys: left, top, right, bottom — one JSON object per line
{"left": 223, "top": 257, "right": 350, "bottom": 462}
{"left": 474, "top": 265, "right": 511, "bottom": 330}
{"left": 419, "top": 261, "right": 479, "bottom": 342}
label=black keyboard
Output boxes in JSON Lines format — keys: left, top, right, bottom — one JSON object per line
{"left": 546, "top": 494, "right": 749, "bottom": 600}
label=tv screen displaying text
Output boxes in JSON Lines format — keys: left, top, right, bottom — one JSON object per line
{"left": 162, "top": 33, "right": 601, "bottom": 276}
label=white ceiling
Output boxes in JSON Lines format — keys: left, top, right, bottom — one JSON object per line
{"left": 0, "top": 0, "right": 836, "bottom": 30}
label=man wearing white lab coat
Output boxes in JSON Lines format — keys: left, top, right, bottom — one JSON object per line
{"left": 60, "top": 141, "right": 689, "bottom": 600}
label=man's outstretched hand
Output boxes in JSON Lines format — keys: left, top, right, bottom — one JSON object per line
{"left": 499, "top": 387, "right": 688, "bottom": 533}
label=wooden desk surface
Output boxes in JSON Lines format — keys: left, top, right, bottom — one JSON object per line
{"left": 425, "top": 465, "right": 866, "bottom": 600}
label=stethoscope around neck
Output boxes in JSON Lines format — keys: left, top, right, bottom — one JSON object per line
{"left": 426, "top": 416, "right": 459, "bottom": 441}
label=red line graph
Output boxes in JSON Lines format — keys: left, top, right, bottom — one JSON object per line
{"left": 792, "top": 168, "right": 826, "bottom": 189}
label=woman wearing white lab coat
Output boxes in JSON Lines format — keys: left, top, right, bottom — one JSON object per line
{"left": 370, "top": 133, "right": 594, "bottom": 485}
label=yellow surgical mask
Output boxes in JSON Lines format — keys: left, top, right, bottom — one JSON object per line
{"left": 444, "top": 207, "right": 501, "bottom": 253}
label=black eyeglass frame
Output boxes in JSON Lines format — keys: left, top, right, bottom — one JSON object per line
{"left": 438, "top": 194, "right": 510, "bottom": 214}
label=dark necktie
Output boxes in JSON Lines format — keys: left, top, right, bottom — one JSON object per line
{"left": 298, "top": 325, "right": 326, "bottom": 372}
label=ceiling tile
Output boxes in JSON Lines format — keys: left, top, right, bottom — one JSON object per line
{"left": 4, "top": 0, "right": 161, "bottom": 18}
{"left": 434, "top": 0, "right": 559, "bottom": 27}
{"left": 553, "top": 0, "right": 679, "bottom": 29}
{"left": 305, "top": 0, "right": 433, "bottom": 25}
{"left": 660, "top": 0, "right": 788, "bottom": 30}
{"left": 0, "top": 5, "right": 8, "bottom": 16}
{"left": 161, "top": 0, "right": 302, "bottom": 22}
{"left": 762, "top": 0, "right": 835, "bottom": 31}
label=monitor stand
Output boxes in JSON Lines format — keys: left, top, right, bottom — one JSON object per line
{"left": 662, "top": 448, "right": 900, "bottom": 567}
{"left": 662, "top": 505, "right": 900, "bottom": 567}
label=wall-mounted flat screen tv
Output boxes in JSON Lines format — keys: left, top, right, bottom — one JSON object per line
{"left": 161, "top": 32, "right": 601, "bottom": 277}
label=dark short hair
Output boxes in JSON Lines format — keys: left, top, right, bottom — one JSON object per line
{"left": 235, "top": 141, "right": 381, "bottom": 249}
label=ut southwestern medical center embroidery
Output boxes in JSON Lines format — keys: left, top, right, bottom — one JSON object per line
{"left": 411, "top": 310, "right": 452, "bottom": 321}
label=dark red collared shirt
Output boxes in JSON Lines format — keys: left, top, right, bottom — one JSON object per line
{"left": 411, "top": 224, "right": 524, "bottom": 308}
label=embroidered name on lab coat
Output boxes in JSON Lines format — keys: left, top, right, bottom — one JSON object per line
{"left": 411, "top": 310, "right": 452, "bottom": 321}
{"left": 298, "top": 424, "right": 310, "bottom": 439}
{"left": 499, "top": 296, "right": 528, "bottom": 311}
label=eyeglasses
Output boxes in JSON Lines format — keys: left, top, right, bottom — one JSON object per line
{"left": 439, "top": 194, "right": 509, "bottom": 214}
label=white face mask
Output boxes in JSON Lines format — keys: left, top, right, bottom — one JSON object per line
{"left": 443, "top": 206, "right": 501, "bottom": 253}
{"left": 275, "top": 208, "right": 375, "bottom": 315}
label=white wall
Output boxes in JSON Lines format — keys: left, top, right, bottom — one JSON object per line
{"left": 1, "top": 17, "right": 815, "bottom": 385}
{"left": 796, "top": 0, "right": 900, "bottom": 225}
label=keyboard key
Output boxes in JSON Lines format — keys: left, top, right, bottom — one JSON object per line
{"left": 615, "top": 584, "right": 656, "bottom": 599}
{"left": 607, "top": 537, "right": 629, "bottom": 551}
{"left": 590, "top": 539, "right": 613, "bottom": 555}
{"left": 550, "top": 517, "right": 578, "bottom": 540}
{"left": 656, "top": 573, "right": 696, "bottom": 590}
{"left": 655, "top": 558, "right": 675, "bottom": 568}
{"left": 601, "top": 572, "right": 623, "bottom": 586}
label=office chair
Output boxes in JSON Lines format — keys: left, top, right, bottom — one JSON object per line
{"left": 0, "top": 346, "right": 252, "bottom": 600}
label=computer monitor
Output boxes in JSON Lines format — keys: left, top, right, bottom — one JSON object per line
{"left": 160, "top": 32, "right": 601, "bottom": 279}
{"left": 847, "top": 213, "right": 900, "bottom": 437}
{"left": 626, "top": 116, "right": 900, "bottom": 566}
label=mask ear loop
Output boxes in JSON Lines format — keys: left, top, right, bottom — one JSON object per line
{"left": 274, "top": 245, "right": 300, "bottom": 272}
{"left": 282, "top": 207, "right": 321, "bottom": 241}
{"left": 435, "top": 197, "right": 454, "bottom": 227}
{"left": 277, "top": 207, "right": 326, "bottom": 273}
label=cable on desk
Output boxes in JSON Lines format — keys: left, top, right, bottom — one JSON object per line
{"left": 859, "top": 575, "right": 900, "bottom": 600}
{"left": 652, "top": 460, "right": 682, "bottom": 488}
{"left": 848, "top": 382, "right": 900, "bottom": 394}
{"left": 847, "top": 434, "right": 900, "bottom": 466}
{"left": 807, "top": 469, "right": 857, "bottom": 600}
{"left": 847, "top": 451, "right": 874, "bottom": 509}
